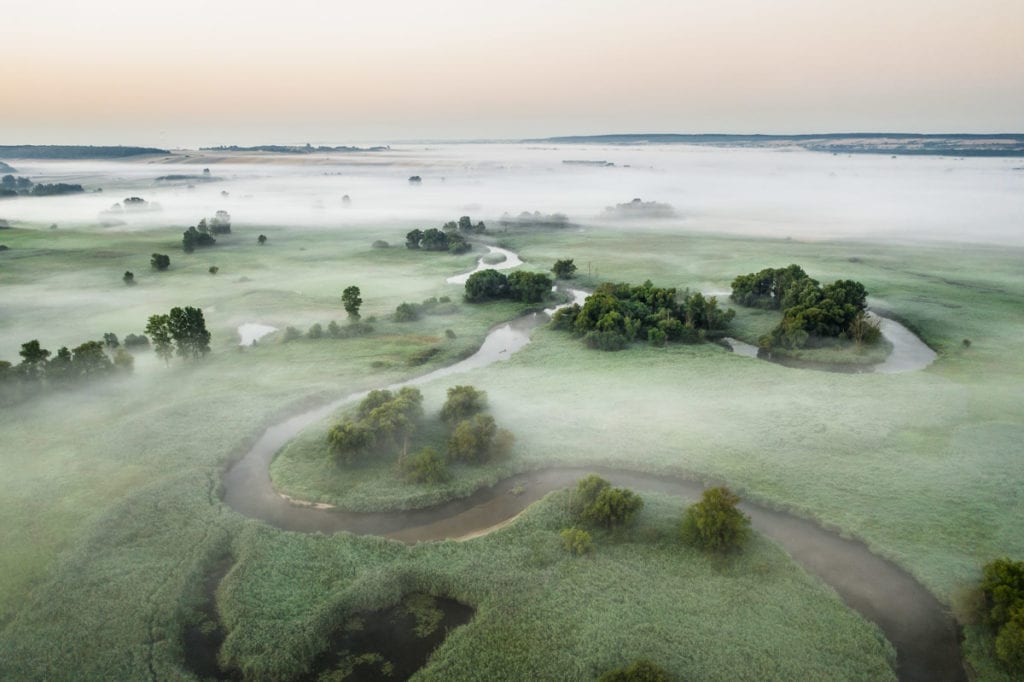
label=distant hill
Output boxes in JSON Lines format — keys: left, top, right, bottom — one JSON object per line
{"left": 0, "top": 146, "right": 169, "bottom": 159}
{"left": 0, "top": 161, "right": 16, "bottom": 173}
{"left": 201, "top": 144, "right": 390, "bottom": 153}
{"left": 529, "top": 133, "right": 1024, "bottom": 157}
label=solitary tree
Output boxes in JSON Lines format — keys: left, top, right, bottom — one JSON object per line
{"left": 552, "top": 258, "right": 577, "bottom": 279}
{"left": 168, "top": 306, "right": 211, "bottom": 360}
{"left": 257, "top": 234, "right": 267, "bottom": 246}
{"left": 123, "top": 270, "right": 136, "bottom": 285}
{"left": 150, "top": 253, "right": 170, "bottom": 271}
{"left": 680, "top": 486, "right": 751, "bottom": 552}
{"left": 342, "top": 286, "right": 362, "bottom": 320}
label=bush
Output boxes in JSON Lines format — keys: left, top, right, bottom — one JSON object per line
{"left": 464, "top": 270, "right": 509, "bottom": 302}
{"left": 408, "top": 346, "right": 441, "bottom": 366}
{"left": 282, "top": 327, "right": 301, "bottom": 343}
{"left": 560, "top": 528, "right": 593, "bottom": 556}
{"left": 681, "top": 486, "right": 751, "bottom": 553}
{"left": 150, "top": 253, "right": 170, "bottom": 271}
{"left": 371, "top": 240, "right": 389, "bottom": 248}
{"left": 582, "top": 487, "right": 645, "bottom": 529}
{"left": 597, "top": 659, "right": 672, "bottom": 682}
{"left": 445, "top": 329, "right": 456, "bottom": 340}
{"left": 307, "top": 323, "right": 323, "bottom": 339}
{"left": 584, "top": 331, "right": 629, "bottom": 351}
{"left": 398, "top": 447, "right": 449, "bottom": 484}
{"left": 394, "top": 302, "right": 419, "bottom": 322}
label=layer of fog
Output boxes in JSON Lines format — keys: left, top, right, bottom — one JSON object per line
{"left": 1, "top": 144, "right": 1021, "bottom": 245}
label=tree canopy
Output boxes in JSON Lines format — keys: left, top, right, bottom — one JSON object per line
{"left": 464, "top": 270, "right": 552, "bottom": 304}
{"left": 145, "top": 307, "right": 211, "bottom": 362}
{"left": 680, "top": 486, "right": 751, "bottom": 553}
{"left": 440, "top": 385, "right": 488, "bottom": 425}
{"left": 328, "top": 387, "right": 424, "bottom": 465}
{"left": 980, "top": 557, "right": 1024, "bottom": 671}
{"left": 731, "top": 265, "right": 873, "bottom": 349}
{"left": 342, "top": 286, "right": 362, "bottom": 320}
{"left": 551, "top": 258, "right": 577, "bottom": 279}
{"left": 553, "top": 281, "right": 733, "bottom": 351}
{"left": 571, "top": 475, "right": 644, "bottom": 528}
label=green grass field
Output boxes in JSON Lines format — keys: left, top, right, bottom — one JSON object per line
{"left": 1, "top": 218, "right": 1023, "bottom": 679}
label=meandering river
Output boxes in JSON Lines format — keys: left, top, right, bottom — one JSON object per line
{"left": 222, "top": 247, "right": 962, "bottom": 682}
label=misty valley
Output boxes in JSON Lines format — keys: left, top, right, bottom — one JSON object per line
{"left": 0, "top": 144, "right": 1022, "bottom": 681}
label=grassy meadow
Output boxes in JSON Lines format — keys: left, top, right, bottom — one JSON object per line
{"left": 1, "top": 211, "right": 1023, "bottom": 679}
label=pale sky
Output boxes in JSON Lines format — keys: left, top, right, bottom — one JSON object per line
{"left": 2, "top": 0, "right": 1022, "bottom": 146}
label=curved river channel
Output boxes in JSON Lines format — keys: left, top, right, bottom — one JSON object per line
{"left": 222, "top": 247, "right": 961, "bottom": 682}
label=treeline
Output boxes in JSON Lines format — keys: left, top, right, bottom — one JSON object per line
{"left": 552, "top": 281, "right": 733, "bottom": 350}
{"left": 1, "top": 175, "right": 85, "bottom": 198}
{"left": 0, "top": 337, "right": 133, "bottom": 405}
{"left": 464, "top": 270, "right": 552, "bottom": 304}
{"left": 0, "top": 145, "right": 168, "bottom": 159}
{"left": 498, "top": 211, "right": 571, "bottom": 229}
{"left": 405, "top": 216, "right": 486, "bottom": 254}
{"left": 730, "top": 264, "right": 879, "bottom": 349}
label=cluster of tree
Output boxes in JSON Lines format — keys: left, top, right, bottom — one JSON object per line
{"left": 291, "top": 319, "right": 375, "bottom": 342}
{"left": 551, "top": 258, "right": 577, "bottom": 279}
{"left": 680, "top": 487, "right": 751, "bottom": 552}
{"left": 0, "top": 338, "right": 133, "bottom": 405}
{"left": 408, "top": 175, "right": 422, "bottom": 184}
{"left": 151, "top": 253, "right": 171, "bottom": 270}
{"left": 398, "top": 385, "right": 514, "bottom": 483}
{"left": 498, "top": 211, "right": 571, "bottom": 229}
{"left": 731, "top": 264, "right": 878, "bottom": 349}
{"left": 181, "top": 211, "right": 232, "bottom": 252}
{"left": 101, "top": 197, "right": 162, "bottom": 214}
{"left": 328, "top": 388, "right": 425, "bottom": 465}
{"left": 464, "top": 270, "right": 552, "bottom": 304}
{"left": 145, "top": 307, "right": 211, "bottom": 363}
{"left": 977, "top": 558, "right": 1024, "bottom": 671}
{"left": 405, "top": 217, "right": 485, "bottom": 253}
{"left": 552, "top": 281, "right": 734, "bottom": 351}
{"left": 570, "top": 475, "right": 645, "bottom": 529}
{"left": 602, "top": 198, "right": 676, "bottom": 219}
{"left": 0, "top": 175, "right": 85, "bottom": 198}
{"left": 393, "top": 296, "right": 457, "bottom": 322}
{"left": 201, "top": 144, "right": 388, "bottom": 153}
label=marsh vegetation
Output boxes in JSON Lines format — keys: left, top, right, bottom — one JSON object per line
{"left": 0, "top": 145, "right": 1021, "bottom": 681}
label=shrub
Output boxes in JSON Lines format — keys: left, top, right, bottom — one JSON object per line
{"left": 371, "top": 240, "right": 389, "bottom": 249}
{"left": 582, "top": 487, "right": 645, "bottom": 529}
{"left": 681, "top": 486, "right": 751, "bottom": 553}
{"left": 398, "top": 447, "right": 449, "bottom": 484}
{"left": 597, "top": 659, "right": 672, "bottom": 682}
{"left": 307, "top": 323, "right": 323, "bottom": 339}
{"left": 464, "top": 270, "right": 509, "bottom": 302}
{"left": 445, "top": 329, "right": 456, "bottom": 340}
{"left": 282, "top": 327, "right": 301, "bottom": 343}
{"left": 560, "top": 527, "right": 593, "bottom": 556}
{"left": 150, "top": 253, "right": 170, "bottom": 270}
{"left": 408, "top": 346, "right": 441, "bottom": 366}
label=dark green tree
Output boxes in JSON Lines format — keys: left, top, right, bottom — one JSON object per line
{"left": 145, "top": 314, "right": 174, "bottom": 365}
{"left": 507, "top": 271, "right": 553, "bottom": 303}
{"left": 464, "top": 270, "right": 509, "bottom": 302}
{"left": 582, "top": 487, "right": 644, "bottom": 528}
{"left": 405, "top": 228, "right": 423, "bottom": 249}
{"left": 447, "top": 414, "right": 512, "bottom": 464}
{"left": 398, "top": 446, "right": 449, "bottom": 484}
{"left": 123, "top": 270, "right": 135, "bottom": 285}
{"left": 552, "top": 258, "right": 577, "bottom": 279}
{"left": 168, "top": 306, "right": 211, "bottom": 360}
{"left": 150, "top": 253, "right": 170, "bottom": 271}
{"left": 71, "top": 341, "right": 114, "bottom": 377}
{"left": 102, "top": 333, "right": 119, "bottom": 349}
{"left": 980, "top": 557, "right": 1024, "bottom": 671}
{"left": 17, "top": 340, "right": 50, "bottom": 380}
{"left": 342, "top": 286, "right": 362, "bottom": 320}
{"left": 681, "top": 486, "right": 751, "bottom": 552}
{"left": 257, "top": 234, "right": 267, "bottom": 245}
{"left": 440, "top": 385, "right": 488, "bottom": 425}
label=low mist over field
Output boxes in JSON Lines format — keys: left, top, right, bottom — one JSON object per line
{"left": 2, "top": 144, "right": 1021, "bottom": 244}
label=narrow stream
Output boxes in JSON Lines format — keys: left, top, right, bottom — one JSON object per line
{"left": 221, "top": 248, "right": 961, "bottom": 682}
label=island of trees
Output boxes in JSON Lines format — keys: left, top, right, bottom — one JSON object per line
{"left": 730, "top": 264, "right": 880, "bottom": 350}
{"left": 0, "top": 174, "right": 84, "bottom": 198}
{"left": 552, "top": 281, "right": 733, "bottom": 350}
{"left": 405, "top": 216, "right": 485, "bottom": 254}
